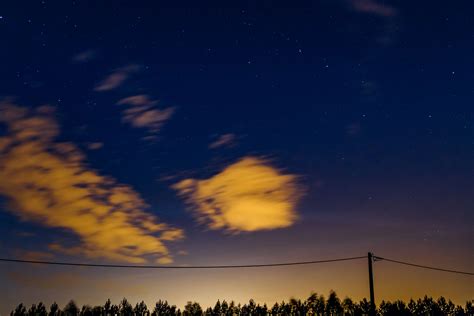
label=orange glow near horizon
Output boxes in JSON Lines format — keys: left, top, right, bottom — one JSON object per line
{"left": 1, "top": 256, "right": 472, "bottom": 312}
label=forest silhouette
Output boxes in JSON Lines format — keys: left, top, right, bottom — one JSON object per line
{"left": 10, "top": 291, "right": 474, "bottom": 316}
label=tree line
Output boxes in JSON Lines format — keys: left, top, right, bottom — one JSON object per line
{"left": 10, "top": 291, "right": 474, "bottom": 316}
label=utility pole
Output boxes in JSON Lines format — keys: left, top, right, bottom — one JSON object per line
{"left": 368, "top": 252, "right": 376, "bottom": 316}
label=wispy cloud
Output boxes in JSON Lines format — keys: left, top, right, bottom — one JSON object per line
{"left": 0, "top": 101, "right": 184, "bottom": 263}
{"left": 117, "top": 94, "right": 175, "bottom": 134}
{"left": 94, "top": 64, "right": 140, "bottom": 92}
{"left": 348, "top": 0, "right": 397, "bottom": 17}
{"left": 87, "top": 142, "right": 103, "bottom": 150}
{"left": 209, "top": 133, "right": 236, "bottom": 149}
{"left": 72, "top": 49, "right": 97, "bottom": 63}
{"left": 173, "top": 157, "right": 302, "bottom": 233}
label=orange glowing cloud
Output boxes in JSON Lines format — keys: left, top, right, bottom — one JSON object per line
{"left": 0, "top": 101, "right": 184, "bottom": 264}
{"left": 173, "top": 157, "right": 302, "bottom": 233}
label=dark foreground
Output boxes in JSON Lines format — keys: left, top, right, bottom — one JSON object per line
{"left": 10, "top": 292, "right": 474, "bottom": 316}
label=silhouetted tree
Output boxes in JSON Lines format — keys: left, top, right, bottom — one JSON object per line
{"left": 103, "top": 299, "right": 112, "bottom": 316}
{"left": 288, "top": 297, "right": 306, "bottom": 315}
{"left": 49, "top": 303, "right": 60, "bottom": 316}
{"left": 152, "top": 300, "right": 177, "bottom": 316}
{"left": 110, "top": 304, "right": 119, "bottom": 316}
{"left": 379, "top": 300, "right": 411, "bottom": 316}
{"left": 342, "top": 297, "right": 355, "bottom": 316}
{"left": 270, "top": 302, "right": 279, "bottom": 316}
{"left": 220, "top": 300, "right": 229, "bottom": 315}
{"left": 80, "top": 305, "right": 93, "bottom": 316}
{"left": 359, "top": 298, "right": 371, "bottom": 316}
{"left": 326, "top": 291, "right": 342, "bottom": 316}
{"left": 27, "top": 303, "right": 45, "bottom": 316}
{"left": 212, "top": 300, "right": 222, "bottom": 316}
{"left": 257, "top": 304, "right": 269, "bottom": 316}
{"left": 10, "top": 293, "right": 474, "bottom": 316}
{"left": 11, "top": 303, "right": 27, "bottom": 316}
{"left": 91, "top": 305, "right": 103, "bottom": 316}
{"left": 119, "top": 299, "right": 133, "bottom": 316}
{"left": 35, "top": 303, "right": 48, "bottom": 316}
{"left": 227, "top": 301, "right": 238, "bottom": 316}
{"left": 423, "top": 295, "right": 443, "bottom": 316}
{"left": 314, "top": 295, "right": 326, "bottom": 316}
{"left": 465, "top": 301, "right": 474, "bottom": 316}
{"left": 183, "top": 302, "right": 202, "bottom": 316}
{"left": 437, "top": 297, "right": 455, "bottom": 316}
{"left": 64, "top": 301, "right": 79, "bottom": 316}
{"left": 305, "top": 293, "right": 318, "bottom": 315}
{"left": 26, "top": 304, "right": 37, "bottom": 316}
{"left": 134, "top": 301, "right": 149, "bottom": 316}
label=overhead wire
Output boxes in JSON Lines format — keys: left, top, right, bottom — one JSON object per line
{"left": 374, "top": 256, "right": 474, "bottom": 276}
{"left": 0, "top": 256, "right": 366, "bottom": 269}
{"left": 1, "top": 255, "right": 472, "bottom": 275}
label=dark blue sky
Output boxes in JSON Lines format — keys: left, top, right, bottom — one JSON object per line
{"left": 0, "top": 0, "right": 472, "bottom": 312}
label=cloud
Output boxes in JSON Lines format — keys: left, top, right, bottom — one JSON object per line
{"left": 209, "top": 133, "right": 236, "bottom": 149}
{"left": 117, "top": 95, "right": 156, "bottom": 106}
{"left": 348, "top": 0, "right": 397, "bottom": 17}
{"left": 72, "top": 49, "right": 96, "bottom": 63}
{"left": 117, "top": 94, "right": 174, "bottom": 134}
{"left": 0, "top": 101, "right": 184, "bottom": 264}
{"left": 94, "top": 64, "right": 140, "bottom": 92}
{"left": 87, "top": 142, "right": 103, "bottom": 150}
{"left": 173, "top": 157, "right": 302, "bottom": 233}
{"left": 123, "top": 108, "right": 174, "bottom": 131}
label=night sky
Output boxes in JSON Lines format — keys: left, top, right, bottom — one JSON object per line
{"left": 0, "top": 0, "right": 473, "bottom": 313}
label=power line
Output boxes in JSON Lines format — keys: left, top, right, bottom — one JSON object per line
{"left": 374, "top": 256, "right": 474, "bottom": 276}
{"left": 0, "top": 256, "right": 366, "bottom": 269}
{"left": 1, "top": 255, "right": 472, "bottom": 275}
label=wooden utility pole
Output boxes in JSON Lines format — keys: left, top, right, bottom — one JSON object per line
{"left": 368, "top": 252, "right": 376, "bottom": 316}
